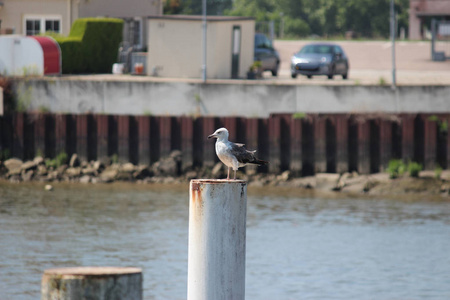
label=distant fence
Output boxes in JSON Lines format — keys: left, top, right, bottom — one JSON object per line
{"left": 1, "top": 113, "right": 449, "bottom": 175}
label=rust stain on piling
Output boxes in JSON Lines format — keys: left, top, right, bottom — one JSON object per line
{"left": 191, "top": 182, "right": 203, "bottom": 204}
{"left": 190, "top": 179, "right": 247, "bottom": 204}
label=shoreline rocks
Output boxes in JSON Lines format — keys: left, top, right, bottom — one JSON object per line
{"left": 1, "top": 152, "right": 449, "bottom": 198}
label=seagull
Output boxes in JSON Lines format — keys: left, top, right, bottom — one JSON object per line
{"left": 207, "top": 127, "right": 268, "bottom": 180}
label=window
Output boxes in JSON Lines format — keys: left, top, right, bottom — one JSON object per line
{"left": 24, "top": 15, "right": 61, "bottom": 36}
{"left": 300, "top": 45, "right": 333, "bottom": 54}
{"left": 131, "top": 18, "right": 143, "bottom": 50}
{"left": 45, "top": 20, "right": 60, "bottom": 33}
{"left": 255, "top": 34, "right": 272, "bottom": 49}
{"left": 26, "top": 19, "right": 41, "bottom": 36}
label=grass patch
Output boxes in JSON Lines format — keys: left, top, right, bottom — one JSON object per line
{"left": 387, "top": 159, "right": 406, "bottom": 179}
{"left": 407, "top": 161, "right": 422, "bottom": 178}
{"left": 292, "top": 112, "right": 307, "bottom": 119}
{"left": 45, "top": 152, "right": 68, "bottom": 169}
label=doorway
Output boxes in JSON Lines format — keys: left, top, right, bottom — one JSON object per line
{"left": 231, "top": 26, "right": 241, "bottom": 79}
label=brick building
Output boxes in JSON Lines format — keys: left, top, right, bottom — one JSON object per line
{"left": 409, "top": 0, "right": 450, "bottom": 39}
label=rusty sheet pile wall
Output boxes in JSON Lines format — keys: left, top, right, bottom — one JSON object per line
{"left": 1, "top": 113, "right": 449, "bottom": 175}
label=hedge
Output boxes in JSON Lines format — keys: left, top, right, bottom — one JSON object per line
{"left": 51, "top": 18, "right": 123, "bottom": 74}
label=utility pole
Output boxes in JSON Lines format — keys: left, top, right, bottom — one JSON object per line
{"left": 390, "top": 0, "right": 396, "bottom": 89}
{"left": 279, "top": 13, "right": 284, "bottom": 39}
{"left": 202, "top": 0, "right": 207, "bottom": 82}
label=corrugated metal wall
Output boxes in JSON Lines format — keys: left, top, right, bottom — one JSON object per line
{"left": 1, "top": 113, "right": 449, "bottom": 175}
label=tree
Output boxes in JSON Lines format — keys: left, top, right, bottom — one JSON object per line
{"left": 225, "top": 0, "right": 276, "bottom": 21}
{"left": 164, "top": 0, "right": 233, "bottom": 15}
{"left": 166, "top": 0, "right": 411, "bottom": 38}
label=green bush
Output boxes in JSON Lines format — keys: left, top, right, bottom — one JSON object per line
{"left": 45, "top": 159, "right": 57, "bottom": 169}
{"left": 56, "top": 152, "right": 68, "bottom": 167}
{"left": 407, "top": 162, "right": 422, "bottom": 178}
{"left": 387, "top": 159, "right": 405, "bottom": 179}
{"left": 45, "top": 151, "right": 68, "bottom": 169}
{"left": 52, "top": 18, "right": 123, "bottom": 74}
{"left": 111, "top": 153, "right": 119, "bottom": 164}
{"left": 55, "top": 38, "right": 84, "bottom": 73}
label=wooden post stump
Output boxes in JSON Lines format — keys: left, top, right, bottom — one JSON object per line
{"left": 41, "top": 267, "right": 142, "bottom": 300}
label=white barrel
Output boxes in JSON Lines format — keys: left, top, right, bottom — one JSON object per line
{"left": 112, "top": 63, "right": 124, "bottom": 74}
{"left": 188, "top": 179, "right": 247, "bottom": 300}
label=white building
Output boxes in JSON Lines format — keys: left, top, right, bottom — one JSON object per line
{"left": 147, "top": 15, "right": 255, "bottom": 79}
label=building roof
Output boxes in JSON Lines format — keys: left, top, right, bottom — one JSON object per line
{"left": 416, "top": 11, "right": 450, "bottom": 17}
{"left": 147, "top": 15, "right": 254, "bottom": 22}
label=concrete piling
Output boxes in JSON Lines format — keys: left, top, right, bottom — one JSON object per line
{"left": 188, "top": 179, "right": 247, "bottom": 300}
{"left": 41, "top": 267, "right": 142, "bottom": 300}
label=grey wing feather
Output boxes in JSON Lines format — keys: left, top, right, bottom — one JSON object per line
{"left": 229, "top": 142, "right": 266, "bottom": 165}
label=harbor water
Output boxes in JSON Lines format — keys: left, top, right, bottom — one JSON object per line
{"left": 1, "top": 182, "right": 449, "bottom": 299}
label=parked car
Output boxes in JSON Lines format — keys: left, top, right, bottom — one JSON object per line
{"left": 254, "top": 33, "right": 280, "bottom": 77}
{"left": 290, "top": 43, "right": 349, "bottom": 79}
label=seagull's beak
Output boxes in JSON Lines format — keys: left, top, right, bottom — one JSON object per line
{"left": 207, "top": 133, "right": 217, "bottom": 139}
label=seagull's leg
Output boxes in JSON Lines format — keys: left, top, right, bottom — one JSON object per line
{"left": 227, "top": 167, "right": 230, "bottom": 180}
{"left": 234, "top": 170, "right": 236, "bottom": 180}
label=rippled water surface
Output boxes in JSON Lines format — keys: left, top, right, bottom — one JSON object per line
{"left": 1, "top": 182, "right": 450, "bottom": 299}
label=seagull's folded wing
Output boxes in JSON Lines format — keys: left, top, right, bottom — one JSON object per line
{"left": 229, "top": 143, "right": 257, "bottom": 164}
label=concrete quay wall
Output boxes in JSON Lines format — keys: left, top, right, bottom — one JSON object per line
{"left": 11, "top": 77, "right": 450, "bottom": 117}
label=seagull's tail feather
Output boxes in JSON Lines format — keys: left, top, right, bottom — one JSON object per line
{"left": 252, "top": 158, "right": 269, "bottom": 166}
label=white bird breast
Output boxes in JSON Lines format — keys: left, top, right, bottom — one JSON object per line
{"left": 216, "top": 141, "right": 238, "bottom": 170}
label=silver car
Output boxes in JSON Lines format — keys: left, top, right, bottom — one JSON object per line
{"left": 291, "top": 43, "right": 349, "bottom": 79}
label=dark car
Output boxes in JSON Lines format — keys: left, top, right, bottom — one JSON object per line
{"left": 290, "top": 43, "right": 349, "bottom": 79}
{"left": 254, "top": 33, "right": 280, "bottom": 77}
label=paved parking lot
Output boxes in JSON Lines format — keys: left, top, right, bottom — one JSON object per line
{"left": 64, "top": 40, "right": 450, "bottom": 86}
{"left": 269, "top": 40, "right": 450, "bottom": 85}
